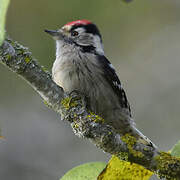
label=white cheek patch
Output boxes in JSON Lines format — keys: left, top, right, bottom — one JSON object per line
{"left": 93, "top": 35, "right": 104, "bottom": 55}
{"left": 74, "top": 27, "right": 86, "bottom": 34}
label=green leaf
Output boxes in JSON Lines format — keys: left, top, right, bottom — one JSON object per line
{"left": 171, "top": 140, "right": 180, "bottom": 157}
{"left": 0, "top": 0, "right": 10, "bottom": 45}
{"left": 60, "top": 162, "right": 106, "bottom": 180}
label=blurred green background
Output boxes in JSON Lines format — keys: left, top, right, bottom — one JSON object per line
{"left": 1, "top": 0, "right": 180, "bottom": 179}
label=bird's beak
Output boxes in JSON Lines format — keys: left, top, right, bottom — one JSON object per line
{"left": 44, "top": 29, "right": 64, "bottom": 40}
{"left": 44, "top": 29, "right": 59, "bottom": 36}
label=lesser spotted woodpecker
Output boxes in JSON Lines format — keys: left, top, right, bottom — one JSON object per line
{"left": 45, "top": 20, "right": 154, "bottom": 146}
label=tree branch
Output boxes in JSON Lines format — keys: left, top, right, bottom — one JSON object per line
{"left": 1, "top": 37, "right": 180, "bottom": 179}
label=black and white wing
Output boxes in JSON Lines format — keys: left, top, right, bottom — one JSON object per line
{"left": 98, "top": 55, "right": 132, "bottom": 117}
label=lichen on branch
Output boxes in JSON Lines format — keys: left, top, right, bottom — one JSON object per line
{"left": 1, "top": 37, "right": 180, "bottom": 179}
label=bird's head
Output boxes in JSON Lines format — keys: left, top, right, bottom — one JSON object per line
{"left": 45, "top": 20, "right": 104, "bottom": 55}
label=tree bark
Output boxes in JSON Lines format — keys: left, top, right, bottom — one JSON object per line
{"left": 1, "top": 37, "right": 180, "bottom": 179}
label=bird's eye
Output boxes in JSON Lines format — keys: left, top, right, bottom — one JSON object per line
{"left": 71, "top": 31, "right": 79, "bottom": 36}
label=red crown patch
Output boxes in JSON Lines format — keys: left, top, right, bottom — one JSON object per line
{"left": 64, "top": 20, "right": 92, "bottom": 27}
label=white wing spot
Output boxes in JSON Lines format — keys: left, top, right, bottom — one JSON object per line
{"left": 109, "top": 63, "right": 115, "bottom": 70}
{"left": 113, "top": 81, "right": 122, "bottom": 89}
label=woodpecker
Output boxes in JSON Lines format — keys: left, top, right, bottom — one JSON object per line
{"left": 45, "top": 20, "right": 154, "bottom": 146}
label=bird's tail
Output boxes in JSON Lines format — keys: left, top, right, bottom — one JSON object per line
{"left": 131, "top": 125, "right": 157, "bottom": 149}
